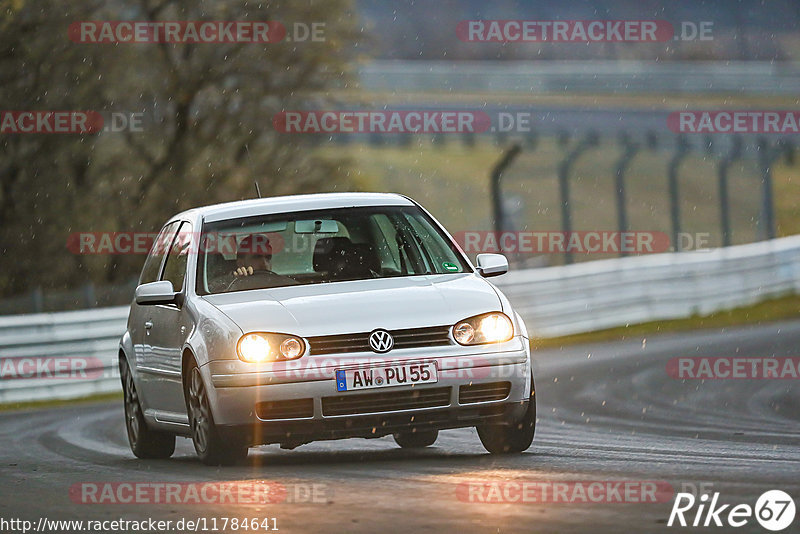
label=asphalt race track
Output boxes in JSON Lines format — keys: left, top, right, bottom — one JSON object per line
{"left": 1, "top": 321, "right": 798, "bottom": 533}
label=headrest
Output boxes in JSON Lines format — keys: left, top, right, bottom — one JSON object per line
{"left": 238, "top": 234, "right": 272, "bottom": 256}
{"left": 313, "top": 237, "right": 352, "bottom": 272}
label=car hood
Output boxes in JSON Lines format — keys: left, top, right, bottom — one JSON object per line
{"left": 201, "top": 274, "right": 502, "bottom": 337}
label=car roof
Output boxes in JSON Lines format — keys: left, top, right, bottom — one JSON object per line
{"left": 175, "top": 192, "right": 416, "bottom": 224}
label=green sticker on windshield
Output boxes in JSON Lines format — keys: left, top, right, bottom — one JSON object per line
{"left": 442, "top": 262, "right": 459, "bottom": 272}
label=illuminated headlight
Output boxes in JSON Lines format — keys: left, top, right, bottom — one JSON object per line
{"left": 237, "top": 333, "right": 306, "bottom": 363}
{"left": 453, "top": 312, "right": 514, "bottom": 345}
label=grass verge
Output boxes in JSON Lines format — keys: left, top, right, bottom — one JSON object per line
{"left": 535, "top": 293, "right": 800, "bottom": 349}
{"left": 0, "top": 391, "right": 121, "bottom": 413}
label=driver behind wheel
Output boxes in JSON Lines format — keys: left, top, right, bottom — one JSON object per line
{"left": 233, "top": 234, "right": 272, "bottom": 277}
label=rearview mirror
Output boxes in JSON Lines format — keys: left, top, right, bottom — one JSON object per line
{"left": 135, "top": 280, "right": 177, "bottom": 305}
{"left": 295, "top": 219, "right": 339, "bottom": 234}
{"left": 476, "top": 253, "right": 508, "bottom": 278}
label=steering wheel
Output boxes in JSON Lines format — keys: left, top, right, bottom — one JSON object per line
{"left": 224, "top": 269, "right": 300, "bottom": 291}
{"left": 223, "top": 269, "right": 275, "bottom": 291}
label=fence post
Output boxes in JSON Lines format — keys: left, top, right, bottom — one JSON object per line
{"left": 491, "top": 144, "right": 523, "bottom": 243}
{"left": 717, "top": 136, "right": 742, "bottom": 247}
{"left": 614, "top": 132, "right": 639, "bottom": 257}
{"left": 668, "top": 135, "right": 690, "bottom": 251}
{"left": 757, "top": 138, "right": 777, "bottom": 241}
{"left": 557, "top": 131, "right": 599, "bottom": 264}
{"left": 83, "top": 282, "right": 96, "bottom": 308}
{"left": 32, "top": 287, "right": 43, "bottom": 313}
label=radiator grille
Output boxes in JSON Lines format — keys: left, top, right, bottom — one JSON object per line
{"left": 307, "top": 326, "right": 451, "bottom": 355}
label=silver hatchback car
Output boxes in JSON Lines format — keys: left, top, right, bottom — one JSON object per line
{"left": 119, "top": 193, "right": 535, "bottom": 465}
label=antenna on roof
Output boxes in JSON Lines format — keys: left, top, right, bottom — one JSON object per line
{"left": 254, "top": 181, "right": 262, "bottom": 198}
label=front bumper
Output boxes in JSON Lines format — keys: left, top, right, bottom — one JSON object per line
{"left": 201, "top": 339, "right": 531, "bottom": 445}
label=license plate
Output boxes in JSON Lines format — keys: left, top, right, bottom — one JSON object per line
{"left": 335, "top": 362, "right": 438, "bottom": 392}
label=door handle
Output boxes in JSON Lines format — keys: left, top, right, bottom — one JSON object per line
{"left": 144, "top": 320, "right": 154, "bottom": 330}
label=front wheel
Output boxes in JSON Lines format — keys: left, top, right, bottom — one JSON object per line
{"left": 120, "top": 357, "right": 175, "bottom": 459}
{"left": 477, "top": 375, "right": 536, "bottom": 454}
{"left": 186, "top": 362, "right": 249, "bottom": 466}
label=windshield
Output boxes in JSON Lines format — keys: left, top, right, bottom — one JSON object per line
{"left": 196, "top": 205, "right": 471, "bottom": 295}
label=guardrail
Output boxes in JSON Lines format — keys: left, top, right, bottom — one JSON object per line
{"left": 359, "top": 60, "right": 800, "bottom": 95}
{"left": 0, "top": 308, "right": 128, "bottom": 403}
{"left": 494, "top": 235, "right": 800, "bottom": 337}
{"left": 1, "top": 235, "right": 799, "bottom": 404}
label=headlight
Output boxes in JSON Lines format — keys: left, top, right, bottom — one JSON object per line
{"left": 280, "top": 337, "right": 303, "bottom": 359}
{"left": 237, "top": 332, "right": 306, "bottom": 363}
{"left": 453, "top": 312, "right": 514, "bottom": 345}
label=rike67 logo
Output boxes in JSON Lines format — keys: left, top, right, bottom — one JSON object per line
{"left": 668, "top": 490, "right": 796, "bottom": 531}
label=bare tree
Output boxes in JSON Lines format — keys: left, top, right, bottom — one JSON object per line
{"left": 0, "top": 0, "right": 364, "bottom": 295}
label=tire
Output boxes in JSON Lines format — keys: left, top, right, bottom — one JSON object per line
{"left": 393, "top": 429, "right": 439, "bottom": 448}
{"left": 185, "top": 361, "right": 249, "bottom": 466}
{"left": 119, "top": 357, "right": 175, "bottom": 459}
{"left": 477, "top": 374, "right": 536, "bottom": 454}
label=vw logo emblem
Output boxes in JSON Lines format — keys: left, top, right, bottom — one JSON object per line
{"left": 369, "top": 329, "right": 394, "bottom": 353}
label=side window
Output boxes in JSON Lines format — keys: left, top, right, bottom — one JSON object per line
{"left": 162, "top": 222, "right": 193, "bottom": 293}
{"left": 139, "top": 221, "right": 180, "bottom": 284}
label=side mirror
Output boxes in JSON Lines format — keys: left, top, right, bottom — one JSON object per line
{"left": 476, "top": 253, "right": 509, "bottom": 278}
{"left": 135, "top": 280, "right": 177, "bottom": 306}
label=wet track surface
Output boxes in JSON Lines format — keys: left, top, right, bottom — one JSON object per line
{"left": 1, "top": 321, "right": 799, "bottom": 533}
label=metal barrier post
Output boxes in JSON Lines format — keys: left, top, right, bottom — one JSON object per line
{"left": 668, "top": 135, "right": 690, "bottom": 251}
{"left": 717, "top": 136, "right": 743, "bottom": 247}
{"left": 491, "top": 143, "right": 522, "bottom": 241}
{"left": 614, "top": 133, "right": 639, "bottom": 257}
{"left": 557, "top": 131, "right": 598, "bottom": 264}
